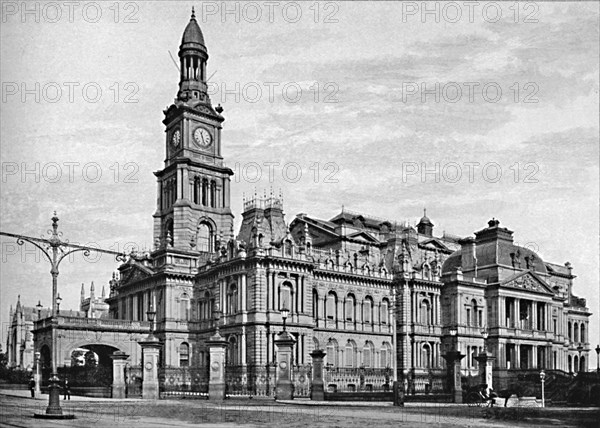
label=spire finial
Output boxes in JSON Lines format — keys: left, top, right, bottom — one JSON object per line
{"left": 191, "top": 6, "right": 195, "bottom": 19}
{"left": 424, "top": 208, "right": 427, "bottom": 217}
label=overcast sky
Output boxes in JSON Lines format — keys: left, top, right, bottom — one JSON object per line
{"left": 1, "top": 2, "right": 598, "bottom": 358}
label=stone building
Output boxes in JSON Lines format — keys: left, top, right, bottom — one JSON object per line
{"left": 102, "top": 10, "right": 592, "bottom": 391}
{"left": 8, "top": 11, "right": 592, "bottom": 394}
{"left": 5, "top": 283, "right": 104, "bottom": 369}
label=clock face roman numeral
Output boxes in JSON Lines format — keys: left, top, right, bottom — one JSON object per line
{"left": 193, "top": 127, "right": 212, "bottom": 148}
{"left": 171, "top": 129, "right": 181, "bottom": 147}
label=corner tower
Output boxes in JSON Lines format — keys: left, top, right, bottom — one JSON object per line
{"left": 153, "top": 9, "right": 233, "bottom": 255}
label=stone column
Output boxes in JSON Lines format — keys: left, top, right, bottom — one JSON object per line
{"left": 474, "top": 352, "right": 495, "bottom": 390}
{"left": 110, "top": 351, "right": 129, "bottom": 399}
{"left": 309, "top": 350, "right": 325, "bottom": 401}
{"left": 207, "top": 332, "right": 228, "bottom": 400}
{"left": 140, "top": 336, "right": 162, "bottom": 400}
{"left": 275, "top": 330, "right": 296, "bottom": 400}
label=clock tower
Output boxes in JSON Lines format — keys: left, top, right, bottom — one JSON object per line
{"left": 153, "top": 9, "right": 234, "bottom": 257}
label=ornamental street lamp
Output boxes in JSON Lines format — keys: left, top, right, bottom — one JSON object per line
{"left": 146, "top": 303, "right": 156, "bottom": 337}
{"left": 281, "top": 306, "right": 289, "bottom": 332}
{"left": 540, "top": 370, "right": 546, "bottom": 407}
{"left": 475, "top": 327, "right": 495, "bottom": 393}
{"left": 481, "top": 328, "right": 489, "bottom": 352}
{"left": 442, "top": 327, "right": 465, "bottom": 403}
{"left": 213, "top": 303, "right": 222, "bottom": 335}
{"left": 36, "top": 301, "right": 43, "bottom": 320}
{"left": 1, "top": 213, "right": 127, "bottom": 419}
{"left": 56, "top": 294, "right": 62, "bottom": 315}
{"left": 595, "top": 345, "right": 600, "bottom": 373}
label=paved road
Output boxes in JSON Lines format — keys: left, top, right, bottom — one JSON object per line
{"left": 1, "top": 392, "right": 597, "bottom": 427}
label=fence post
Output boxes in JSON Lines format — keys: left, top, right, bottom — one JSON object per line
{"left": 140, "top": 337, "right": 162, "bottom": 400}
{"left": 110, "top": 351, "right": 129, "bottom": 399}
{"left": 309, "top": 350, "right": 326, "bottom": 400}
{"left": 206, "top": 332, "right": 228, "bottom": 400}
{"left": 275, "top": 331, "right": 296, "bottom": 400}
{"left": 475, "top": 351, "right": 495, "bottom": 391}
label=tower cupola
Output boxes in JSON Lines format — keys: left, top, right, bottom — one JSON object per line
{"left": 417, "top": 208, "right": 434, "bottom": 237}
{"left": 177, "top": 8, "right": 209, "bottom": 102}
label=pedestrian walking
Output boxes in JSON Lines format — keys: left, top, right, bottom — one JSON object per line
{"left": 28, "top": 378, "right": 35, "bottom": 398}
{"left": 63, "top": 379, "right": 71, "bottom": 400}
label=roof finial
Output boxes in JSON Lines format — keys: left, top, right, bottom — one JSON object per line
{"left": 191, "top": 6, "right": 196, "bottom": 19}
{"left": 424, "top": 208, "right": 427, "bottom": 217}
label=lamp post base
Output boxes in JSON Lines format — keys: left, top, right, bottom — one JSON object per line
{"left": 34, "top": 375, "right": 75, "bottom": 419}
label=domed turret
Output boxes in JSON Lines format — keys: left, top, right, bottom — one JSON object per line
{"left": 181, "top": 7, "right": 206, "bottom": 50}
{"left": 417, "top": 208, "right": 434, "bottom": 237}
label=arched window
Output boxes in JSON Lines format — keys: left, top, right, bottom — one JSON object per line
{"left": 568, "top": 321, "right": 572, "bottom": 341}
{"left": 574, "top": 323, "right": 579, "bottom": 343}
{"left": 197, "top": 222, "right": 213, "bottom": 252}
{"left": 284, "top": 240, "right": 293, "bottom": 257}
{"left": 227, "top": 284, "right": 238, "bottom": 314}
{"left": 363, "top": 341, "right": 375, "bottom": 368}
{"left": 363, "top": 296, "right": 373, "bottom": 323}
{"left": 179, "top": 293, "right": 190, "bottom": 321}
{"left": 326, "top": 292, "right": 337, "bottom": 320}
{"left": 568, "top": 355, "right": 572, "bottom": 372}
{"left": 380, "top": 342, "right": 392, "bottom": 368}
{"left": 193, "top": 177, "right": 201, "bottom": 204}
{"left": 326, "top": 339, "right": 338, "bottom": 367}
{"left": 199, "top": 291, "right": 211, "bottom": 320}
{"left": 574, "top": 355, "right": 579, "bottom": 373}
{"left": 420, "top": 299, "right": 431, "bottom": 325}
{"left": 422, "top": 343, "right": 432, "bottom": 368}
{"left": 202, "top": 179, "right": 208, "bottom": 206}
{"left": 580, "top": 356, "right": 585, "bottom": 372}
{"left": 312, "top": 289, "right": 319, "bottom": 320}
{"left": 381, "top": 299, "right": 389, "bottom": 325}
{"left": 345, "top": 340, "right": 356, "bottom": 367}
{"left": 227, "top": 336, "right": 238, "bottom": 365}
{"left": 345, "top": 294, "right": 355, "bottom": 322}
{"left": 580, "top": 323, "right": 586, "bottom": 343}
{"left": 471, "top": 299, "right": 478, "bottom": 327}
{"left": 179, "top": 342, "right": 190, "bottom": 367}
{"left": 423, "top": 263, "right": 431, "bottom": 280}
{"left": 210, "top": 180, "right": 216, "bottom": 208}
{"left": 279, "top": 281, "right": 292, "bottom": 311}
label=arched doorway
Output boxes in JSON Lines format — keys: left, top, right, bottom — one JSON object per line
{"left": 60, "top": 344, "right": 120, "bottom": 391}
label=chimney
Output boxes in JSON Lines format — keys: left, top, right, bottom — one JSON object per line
{"left": 459, "top": 237, "right": 477, "bottom": 273}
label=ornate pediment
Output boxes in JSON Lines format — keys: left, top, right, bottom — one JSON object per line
{"left": 502, "top": 272, "right": 553, "bottom": 294}
{"left": 120, "top": 262, "right": 154, "bottom": 286}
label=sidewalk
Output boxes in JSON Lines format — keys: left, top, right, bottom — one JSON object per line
{"left": 276, "top": 399, "right": 460, "bottom": 407}
{"left": 0, "top": 388, "right": 144, "bottom": 402}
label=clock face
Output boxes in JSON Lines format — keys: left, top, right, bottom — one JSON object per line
{"left": 193, "top": 127, "right": 212, "bottom": 148}
{"left": 171, "top": 129, "right": 181, "bottom": 147}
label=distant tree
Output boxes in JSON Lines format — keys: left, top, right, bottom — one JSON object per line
{"left": 0, "top": 345, "right": 7, "bottom": 369}
{"left": 84, "top": 350, "right": 98, "bottom": 367}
